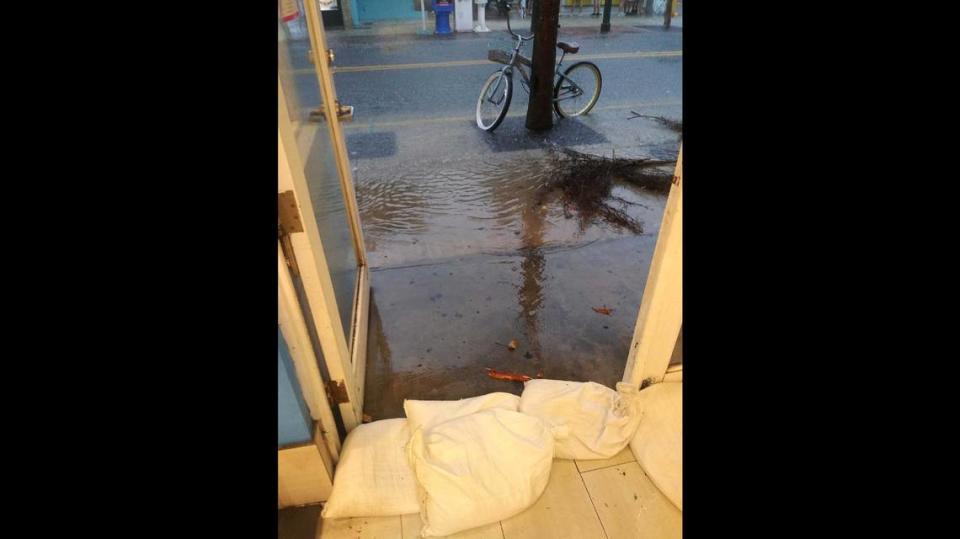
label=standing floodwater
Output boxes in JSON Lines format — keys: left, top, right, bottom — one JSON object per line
{"left": 356, "top": 149, "right": 673, "bottom": 269}
{"left": 355, "top": 147, "right": 675, "bottom": 419}
{"left": 321, "top": 18, "right": 682, "bottom": 419}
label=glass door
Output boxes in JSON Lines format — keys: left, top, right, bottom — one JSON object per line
{"left": 279, "top": 1, "right": 368, "bottom": 431}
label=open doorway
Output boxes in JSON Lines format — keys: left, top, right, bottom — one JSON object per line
{"left": 280, "top": 0, "right": 681, "bottom": 421}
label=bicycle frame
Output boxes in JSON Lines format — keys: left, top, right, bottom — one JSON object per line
{"left": 508, "top": 58, "right": 583, "bottom": 102}
{"left": 485, "top": 8, "right": 586, "bottom": 106}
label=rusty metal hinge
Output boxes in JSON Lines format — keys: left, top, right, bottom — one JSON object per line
{"left": 278, "top": 191, "right": 304, "bottom": 234}
{"left": 278, "top": 191, "right": 304, "bottom": 276}
{"left": 326, "top": 379, "right": 350, "bottom": 404}
{"left": 308, "top": 101, "right": 354, "bottom": 123}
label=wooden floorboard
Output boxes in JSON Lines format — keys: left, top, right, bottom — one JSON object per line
{"left": 311, "top": 460, "right": 681, "bottom": 539}
{"left": 574, "top": 447, "right": 637, "bottom": 474}
{"left": 580, "top": 462, "right": 682, "bottom": 539}
{"left": 319, "top": 515, "right": 402, "bottom": 539}
{"left": 501, "top": 460, "right": 607, "bottom": 539}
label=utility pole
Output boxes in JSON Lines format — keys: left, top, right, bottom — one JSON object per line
{"left": 525, "top": 0, "right": 561, "bottom": 131}
{"left": 600, "top": 0, "right": 613, "bottom": 33}
{"left": 664, "top": 0, "right": 673, "bottom": 29}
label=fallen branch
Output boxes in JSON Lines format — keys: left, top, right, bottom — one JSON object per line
{"left": 627, "top": 112, "right": 683, "bottom": 133}
{"left": 557, "top": 146, "right": 675, "bottom": 168}
{"left": 531, "top": 146, "right": 678, "bottom": 234}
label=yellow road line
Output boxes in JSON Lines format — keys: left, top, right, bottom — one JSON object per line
{"left": 342, "top": 100, "right": 681, "bottom": 130}
{"left": 579, "top": 50, "right": 682, "bottom": 61}
{"left": 292, "top": 50, "right": 681, "bottom": 75}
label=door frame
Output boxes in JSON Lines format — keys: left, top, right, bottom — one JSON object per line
{"left": 278, "top": 0, "right": 370, "bottom": 434}
{"left": 279, "top": 248, "right": 339, "bottom": 506}
{"left": 622, "top": 146, "right": 682, "bottom": 387}
{"left": 279, "top": 88, "right": 369, "bottom": 432}
{"left": 279, "top": 241, "right": 342, "bottom": 463}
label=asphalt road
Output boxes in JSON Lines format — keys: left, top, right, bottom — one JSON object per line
{"left": 285, "top": 24, "right": 681, "bottom": 137}
{"left": 280, "top": 19, "right": 683, "bottom": 268}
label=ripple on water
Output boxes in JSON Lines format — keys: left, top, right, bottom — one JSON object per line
{"left": 354, "top": 152, "right": 668, "bottom": 267}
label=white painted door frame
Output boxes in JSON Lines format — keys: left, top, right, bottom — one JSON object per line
{"left": 279, "top": 242, "right": 342, "bottom": 464}
{"left": 278, "top": 91, "right": 368, "bottom": 432}
{"left": 622, "top": 146, "right": 682, "bottom": 387}
{"left": 278, "top": 1, "right": 370, "bottom": 434}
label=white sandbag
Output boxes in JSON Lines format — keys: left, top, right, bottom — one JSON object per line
{"left": 629, "top": 381, "right": 682, "bottom": 511}
{"left": 321, "top": 418, "right": 420, "bottom": 519}
{"left": 408, "top": 408, "right": 554, "bottom": 537}
{"left": 519, "top": 379, "right": 643, "bottom": 460}
{"left": 403, "top": 392, "right": 520, "bottom": 434}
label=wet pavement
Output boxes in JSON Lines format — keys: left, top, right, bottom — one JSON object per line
{"left": 358, "top": 151, "right": 669, "bottom": 419}
{"left": 301, "top": 18, "right": 682, "bottom": 419}
{"left": 363, "top": 234, "right": 659, "bottom": 419}
{"left": 305, "top": 22, "right": 683, "bottom": 160}
{"left": 355, "top": 150, "right": 670, "bottom": 268}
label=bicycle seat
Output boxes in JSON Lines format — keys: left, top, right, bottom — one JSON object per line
{"left": 557, "top": 41, "right": 580, "bottom": 54}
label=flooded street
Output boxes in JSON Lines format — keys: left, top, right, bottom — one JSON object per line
{"left": 356, "top": 150, "right": 668, "bottom": 268}
{"left": 356, "top": 149, "right": 672, "bottom": 419}
{"left": 307, "top": 17, "right": 683, "bottom": 419}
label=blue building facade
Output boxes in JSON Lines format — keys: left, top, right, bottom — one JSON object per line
{"left": 348, "top": 0, "right": 422, "bottom": 26}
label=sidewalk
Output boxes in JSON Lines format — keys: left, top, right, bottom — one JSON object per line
{"left": 328, "top": 13, "right": 681, "bottom": 37}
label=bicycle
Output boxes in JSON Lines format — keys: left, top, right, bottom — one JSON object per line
{"left": 475, "top": 1, "right": 602, "bottom": 132}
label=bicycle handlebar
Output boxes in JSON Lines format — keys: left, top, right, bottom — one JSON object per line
{"left": 500, "top": 1, "right": 535, "bottom": 41}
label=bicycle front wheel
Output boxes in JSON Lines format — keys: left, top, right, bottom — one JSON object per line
{"left": 553, "top": 62, "right": 602, "bottom": 118}
{"left": 476, "top": 70, "right": 512, "bottom": 132}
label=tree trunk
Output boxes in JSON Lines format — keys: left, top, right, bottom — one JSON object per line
{"left": 525, "top": 0, "right": 561, "bottom": 131}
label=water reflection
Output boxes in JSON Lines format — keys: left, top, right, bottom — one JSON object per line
{"left": 517, "top": 200, "right": 546, "bottom": 372}
{"left": 355, "top": 152, "right": 666, "bottom": 268}
{"left": 357, "top": 150, "right": 674, "bottom": 418}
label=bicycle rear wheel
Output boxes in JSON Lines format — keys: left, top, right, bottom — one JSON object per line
{"left": 476, "top": 70, "right": 513, "bottom": 132}
{"left": 553, "top": 62, "right": 601, "bottom": 118}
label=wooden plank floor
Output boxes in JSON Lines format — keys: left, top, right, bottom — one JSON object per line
{"left": 298, "top": 448, "right": 681, "bottom": 539}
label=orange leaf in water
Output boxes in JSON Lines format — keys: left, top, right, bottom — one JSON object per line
{"left": 507, "top": 339, "right": 518, "bottom": 351}
{"left": 486, "top": 368, "right": 532, "bottom": 382}
{"left": 592, "top": 306, "right": 613, "bottom": 315}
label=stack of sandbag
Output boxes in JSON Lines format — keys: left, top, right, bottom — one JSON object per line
{"left": 319, "top": 418, "right": 420, "bottom": 519}
{"left": 518, "top": 379, "right": 643, "bottom": 460}
{"left": 408, "top": 408, "right": 554, "bottom": 536}
{"left": 320, "top": 381, "right": 647, "bottom": 538}
{"left": 629, "top": 381, "right": 682, "bottom": 511}
{"left": 406, "top": 392, "right": 556, "bottom": 536}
